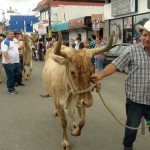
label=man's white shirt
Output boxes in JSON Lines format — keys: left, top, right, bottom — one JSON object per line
{"left": 1, "top": 38, "right": 19, "bottom": 64}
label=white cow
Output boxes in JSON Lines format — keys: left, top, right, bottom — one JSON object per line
{"left": 42, "top": 31, "right": 114, "bottom": 150}
{"left": 22, "top": 34, "right": 36, "bottom": 80}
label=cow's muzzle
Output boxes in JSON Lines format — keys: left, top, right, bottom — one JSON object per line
{"left": 77, "top": 93, "right": 93, "bottom": 108}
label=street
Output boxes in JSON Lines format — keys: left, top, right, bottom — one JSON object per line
{"left": 0, "top": 61, "right": 149, "bottom": 150}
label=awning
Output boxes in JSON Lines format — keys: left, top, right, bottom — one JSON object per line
{"left": 52, "top": 22, "right": 68, "bottom": 32}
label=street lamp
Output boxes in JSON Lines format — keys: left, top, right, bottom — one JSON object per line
{"left": 48, "top": 0, "right": 52, "bottom": 37}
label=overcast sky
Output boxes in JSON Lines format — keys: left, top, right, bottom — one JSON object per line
{"left": 0, "top": 0, "right": 42, "bottom": 20}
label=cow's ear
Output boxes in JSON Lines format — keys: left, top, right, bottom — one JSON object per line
{"left": 51, "top": 54, "right": 68, "bottom": 65}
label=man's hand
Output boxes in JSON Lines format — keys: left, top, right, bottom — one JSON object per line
{"left": 7, "top": 60, "right": 11, "bottom": 64}
{"left": 91, "top": 73, "right": 103, "bottom": 84}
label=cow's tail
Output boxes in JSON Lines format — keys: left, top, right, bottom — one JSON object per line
{"left": 39, "top": 93, "right": 50, "bottom": 98}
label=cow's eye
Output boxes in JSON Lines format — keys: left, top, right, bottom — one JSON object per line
{"left": 71, "top": 71, "right": 75, "bottom": 75}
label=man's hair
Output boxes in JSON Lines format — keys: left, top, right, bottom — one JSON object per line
{"left": 77, "top": 34, "right": 81, "bottom": 37}
{"left": 76, "top": 36, "right": 81, "bottom": 41}
{"left": 6, "top": 30, "right": 14, "bottom": 36}
{"left": 91, "top": 34, "right": 96, "bottom": 40}
{"left": 14, "top": 30, "right": 21, "bottom": 36}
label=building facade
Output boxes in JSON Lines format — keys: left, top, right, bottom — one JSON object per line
{"left": 9, "top": 15, "right": 39, "bottom": 33}
{"left": 104, "top": 0, "right": 150, "bottom": 44}
{"left": 33, "top": 0, "right": 105, "bottom": 46}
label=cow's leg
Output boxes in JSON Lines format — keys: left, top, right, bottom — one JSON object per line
{"left": 53, "top": 98, "right": 59, "bottom": 117}
{"left": 69, "top": 106, "right": 85, "bottom": 136}
{"left": 27, "top": 60, "right": 33, "bottom": 77}
{"left": 77, "top": 106, "right": 85, "bottom": 135}
{"left": 23, "top": 66, "right": 28, "bottom": 80}
{"left": 56, "top": 102, "right": 70, "bottom": 150}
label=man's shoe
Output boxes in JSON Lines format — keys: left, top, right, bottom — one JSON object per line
{"left": 15, "top": 83, "right": 18, "bottom": 87}
{"left": 124, "top": 146, "right": 133, "bottom": 150}
{"left": 18, "top": 83, "right": 25, "bottom": 86}
{"left": 8, "top": 90, "right": 18, "bottom": 94}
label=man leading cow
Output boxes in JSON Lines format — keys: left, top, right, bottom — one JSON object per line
{"left": 91, "top": 20, "right": 150, "bottom": 150}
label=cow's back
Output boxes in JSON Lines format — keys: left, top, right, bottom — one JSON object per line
{"left": 42, "top": 56, "right": 67, "bottom": 97}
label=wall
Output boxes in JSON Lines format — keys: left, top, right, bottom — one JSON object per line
{"left": 104, "top": 0, "right": 150, "bottom": 20}
{"left": 41, "top": 5, "right": 104, "bottom": 23}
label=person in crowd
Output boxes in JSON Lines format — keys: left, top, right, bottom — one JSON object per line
{"left": 74, "top": 36, "right": 82, "bottom": 50}
{"left": 13, "top": 30, "right": 25, "bottom": 86}
{"left": 84, "top": 34, "right": 97, "bottom": 67}
{"left": 91, "top": 20, "right": 150, "bottom": 150}
{"left": 70, "top": 33, "right": 82, "bottom": 49}
{"left": 79, "top": 42, "right": 84, "bottom": 50}
{"left": 46, "top": 37, "right": 52, "bottom": 49}
{"left": 37, "top": 38, "right": 44, "bottom": 61}
{"left": 50, "top": 36, "right": 57, "bottom": 47}
{"left": 94, "top": 37, "right": 106, "bottom": 71}
{"left": 1, "top": 30, "right": 22, "bottom": 94}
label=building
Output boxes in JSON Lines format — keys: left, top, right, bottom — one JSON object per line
{"left": 104, "top": 0, "right": 150, "bottom": 44}
{"left": 33, "top": 0, "right": 105, "bottom": 46}
{"left": 9, "top": 15, "right": 39, "bottom": 33}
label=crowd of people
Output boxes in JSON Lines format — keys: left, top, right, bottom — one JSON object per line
{"left": 70, "top": 33, "right": 107, "bottom": 71}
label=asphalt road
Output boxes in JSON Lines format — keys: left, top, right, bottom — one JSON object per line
{"left": 0, "top": 61, "right": 149, "bottom": 150}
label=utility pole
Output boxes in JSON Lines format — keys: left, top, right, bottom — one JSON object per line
{"left": 48, "top": 0, "right": 52, "bottom": 37}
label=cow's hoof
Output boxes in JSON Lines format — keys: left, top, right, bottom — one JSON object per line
{"left": 26, "top": 73, "right": 31, "bottom": 77}
{"left": 71, "top": 124, "right": 80, "bottom": 136}
{"left": 23, "top": 77, "right": 28, "bottom": 81}
{"left": 61, "top": 141, "right": 70, "bottom": 150}
{"left": 53, "top": 112, "right": 59, "bottom": 117}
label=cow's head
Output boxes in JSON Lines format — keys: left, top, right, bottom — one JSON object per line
{"left": 51, "top": 31, "right": 114, "bottom": 108}
{"left": 23, "top": 34, "right": 36, "bottom": 50}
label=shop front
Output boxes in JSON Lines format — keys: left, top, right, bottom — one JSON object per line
{"left": 52, "top": 22, "right": 69, "bottom": 46}
{"left": 68, "top": 16, "right": 92, "bottom": 46}
{"left": 104, "top": 0, "right": 150, "bottom": 44}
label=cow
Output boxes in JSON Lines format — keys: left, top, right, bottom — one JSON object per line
{"left": 0, "top": 34, "right": 6, "bottom": 84}
{"left": 42, "top": 31, "right": 114, "bottom": 150}
{"left": 22, "top": 34, "right": 36, "bottom": 80}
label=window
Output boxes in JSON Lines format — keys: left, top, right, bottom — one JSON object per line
{"left": 133, "top": 13, "right": 150, "bottom": 42}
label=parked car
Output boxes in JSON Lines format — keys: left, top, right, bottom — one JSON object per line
{"left": 104, "top": 43, "right": 131, "bottom": 74}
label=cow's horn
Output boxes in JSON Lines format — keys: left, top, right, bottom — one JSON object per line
{"left": 54, "top": 31, "right": 62, "bottom": 56}
{"left": 87, "top": 29, "right": 114, "bottom": 58}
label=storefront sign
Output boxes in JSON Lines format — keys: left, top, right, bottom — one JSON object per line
{"left": 68, "top": 18, "right": 84, "bottom": 29}
{"left": 91, "top": 14, "right": 102, "bottom": 31}
{"left": 111, "top": 0, "right": 137, "bottom": 17}
{"left": 38, "top": 21, "right": 47, "bottom": 35}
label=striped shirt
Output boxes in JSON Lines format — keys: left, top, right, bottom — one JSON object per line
{"left": 112, "top": 43, "right": 150, "bottom": 105}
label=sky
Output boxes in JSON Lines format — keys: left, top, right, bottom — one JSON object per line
{"left": 0, "top": 0, "right": 42, "bottom": 21}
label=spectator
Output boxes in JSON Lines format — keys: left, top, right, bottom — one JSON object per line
{"left": 1, "top": 30, "right": 22, "bottom": 94}
{"left": 14, "top": 30, "right": 25, "bottom": 86}
{"left": 94, "top": 37, "right": 106, "bottom": 71}
{"left": 70, "top": 33, "right": 82, "bottom": 49}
